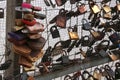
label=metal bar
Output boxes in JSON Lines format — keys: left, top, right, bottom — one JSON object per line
{"left": 35, "top": 57, "right": 111, "bottom": 80}
{"left": 5, "top": 0, "right": 23, "bottom": 79}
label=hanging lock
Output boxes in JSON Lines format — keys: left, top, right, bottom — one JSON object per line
{"left": 93, "top": 68, "right": 102, "bottom": 80}
{"left": 68, "top": 27, "right": 79, "bottom": 40}
{"left": 56, "top": 50, "right": 69, "bottom": 64}
{"left": 89, "top": 1, "right": 101, "bottom": 14}
{"left": 50, "top": 25, "right": 60, "bottom": 38}
{"left": 82, "top": 18, "right": 91, "bottom": 31}
{"left": 116, "top": 0, "right": 120, "bottom": 11}
{"left": 76, "top": 2, "right": 86, "bottom": 14}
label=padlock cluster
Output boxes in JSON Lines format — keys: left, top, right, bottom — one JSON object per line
{"left": 7, "top": 2, "right": 46, "bottom": 71}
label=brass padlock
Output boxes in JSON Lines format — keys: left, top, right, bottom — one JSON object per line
{"left": 0, "top": 8, "right": 4, "bottom": 18}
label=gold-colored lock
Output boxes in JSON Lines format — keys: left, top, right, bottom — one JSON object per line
{"left": 68, "top": 27, "right": 79, "bottom": 40}
{"left": 103, "top": 5, "right": 111, "bottom": 13}
{"left": 108, "top": 51, "right": 118, "bottom": 61}
{"left": 91, "top": 5, "right": 100, "bottom": 14}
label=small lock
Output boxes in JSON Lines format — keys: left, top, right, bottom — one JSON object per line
{"left": 76, "top": 2, "right": 86, "bottom": 14}
{"left": 116, "top": 0, "right": 120, "bottom": 11}
{"left": 0, "top": 8, "right": 4, "bottom": 18}
{"left": 50, "top": 25, "right": 60, "bottom": 38}
{"left": 81, "top": 36, "right": 90, "bottom": 46}
{"left": 89, "top": 1, "right": 100, "bottom": 14}
{"left": 82, "top": 18, "right": 91, "bottom": 30}
{"left": 68, "top": 27, "right": 79, "bottom": 40}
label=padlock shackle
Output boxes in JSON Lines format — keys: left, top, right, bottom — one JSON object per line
{"left": 115, "top": 62, "right": 120, "bottom": 68}
{"left": 76, "top": 1, "right": 85, "bottom": 7}
{"left": 82, "top": 18, "right": 89, "bottom": 24}
{"left": 81, "top": 70, "right": 92, "bottom": 79}
{"left": 94, "top": 67, "right": 102, "bottom": 73}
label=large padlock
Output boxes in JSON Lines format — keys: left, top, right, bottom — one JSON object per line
{"left": 82, "top": 18, "right": 91, "bottom": 31}
{"left": 0, "top": 8, "right": 4, "bottom": 18}
{"left": 50, "top": 25, "right": 60, "bottom": 38}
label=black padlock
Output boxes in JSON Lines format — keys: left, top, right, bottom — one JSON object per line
{"left": 0, "top": 8, "right": 4, "bottom": 18}
{"left": 50, "top": 25, "right": 60, "bottom": 38}
{"left": 81, "top": 36, "right": 90, "bottom": 46}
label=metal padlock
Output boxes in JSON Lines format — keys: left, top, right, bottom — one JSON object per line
{"left": 56, "top": 50, "right": 69, "bottom": 64}
{"left": 89, "top": 1, "right": 100, "bottom": 14}
{"left": 103, "top": 5, "right": 111, "bottom": 13}
{"left": 107, "top": 28, "right": 119, "bottom": 44}
{"left": 104, "top": 65, "right": 115, "bottom": 79}
{"left": 0, "top": 8, "right": 4, "bottom": 18}
{"left": 68, "top": 27, "right": 79, "bottom": 40}
{"left": 93, "top": 68, "right": 102, "bottom": 80}
{"left": 81, "top": 36, "right": 90, "bottom": 46}
{"left": 50, "top": 25, "right": 60, "bottom": 38}
{"left": 116, "top": 0, "right": 120, "bottom": 11}
{"left": 82, "top": 18, "right": 91, "bottom": 30}
{"left": 76, "top": 2, "right": 86, "bottom": 14}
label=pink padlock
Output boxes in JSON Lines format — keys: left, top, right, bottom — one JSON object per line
{"left": 21, "top": 2, "right": 42, "bottom": 11}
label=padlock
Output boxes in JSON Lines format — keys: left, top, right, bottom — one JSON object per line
{"left": 56, "top": 50, "right": 69, "bottom": 64}
{"left": 89, "top": 29, "right": 101, "bottom": 40}
{"left": 0, "top": 8, "right": 4, "bottom": 18}
{"left": 108, "top": 51, "right": 119, "bottom": 61}
{"left": 103, "top": 5, "right": 111, "bottom": 13}
{"left": 68, "top": 27, "right": 79, "bottom": 40}
{"left": 89, "top": 1, "right": 101, "bottom": 14}
{"left": 81, "top": 36, "right": 90, "bottom": 46}
{"left": 107, "top": 28, "right": 119, "bottom": 44}
{"left": 104, "top": 65, "right": 115, "bottom": 79}
{"left": 93, "top": 68, "right": 102, "bottom": 80}
{"left": 86, "top": 47, "right": 93, "bottom": 57}
{"left": 115, "top": 62, "right": 120, "bottom": 79}
{"left": 116, "top": 0, "right": 120, "bottom": 11}
{"left": 76, "top": 2, "right": 86, "bottom": 14}
{"left": 51, "top": 41, "right": 64, "bottom": 56}
{"left": 81, "top": 71, "right": 94, "bottom": 80}
{"left": 103, "top": 12, "right": 112, "bottom": 20}
{"left": 50, "top": 25, "right": 60, "bottom": 38}
{"left": 82, "top": 18, "right": 91, "bottom": 31}
{"left": 98, "top": 49, "right": 108, "bottom": 57}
